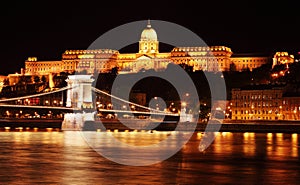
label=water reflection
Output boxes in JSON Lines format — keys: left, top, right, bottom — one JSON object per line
{"left": 0, "top": 131, "right": 300, "bottom": 184}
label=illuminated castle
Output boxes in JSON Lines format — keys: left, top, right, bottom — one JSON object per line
{"left": 24, "top": 20, "right": 291, "bottom": 77}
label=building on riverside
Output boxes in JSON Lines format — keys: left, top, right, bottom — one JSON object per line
{"left": 230, "top": 84, "right": 300, "bottom": 120}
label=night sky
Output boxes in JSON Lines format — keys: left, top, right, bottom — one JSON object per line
{"left": 0, "top": 0, "right": 299, "bottom": 75}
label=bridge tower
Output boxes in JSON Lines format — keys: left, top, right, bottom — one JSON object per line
{"left": 66, "top": 75, "right": 94, "bottom": 109}
{"left": 62, "top": 75, "right": 95, "bottom": 131}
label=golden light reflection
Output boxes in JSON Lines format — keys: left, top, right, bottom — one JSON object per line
{"left": 267, "top": 133, "right": 274, "bottom": 157}
{"left": 221, "top": 132, "right": 231, "bottom": 137}
{"left": 291, "top": 133, "right": 298, "bottom": 157}
{"left": 110, "top": 132, "right": 171, "bottom": 146}
{"left": 46, "top": 128, "right": 53, "bottom": 132}
{"left": 22, "top": 131, "right": 30, "bottom": 142}
{"left": 64, "top": 131, "right": 88, "bottom": 146}
{"left": 211, "top": 132, "right": 234, "bottom": 154}
{"left": 243, "top": 132, "right": 255, "bottom": 156}
{"left": 292, "top": 133, "right": 297, "bottom": 142}
{"left": 243, "top": 132, "right": 255, "bottom": 140}
{"left": 277, "top": 146, "right": 286, "bottom": 157}
{"left": 267, "top": 133, "right": 273, "bottom": 144}
{"left": 15, "top": 127, "right": 23, "bottom": 132}
{"left": 276, "top": 133, "right": 283, "bottom": 142}
{"left": 197, "top": 132, "right": 203, "bottom": 140}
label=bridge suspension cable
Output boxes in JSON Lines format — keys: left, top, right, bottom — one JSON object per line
{"left": 92, "top": 87, "right": 168, "bottom": 114}
{"left": 0, "top": 104, "right": 78, "bottom": 110}
{"left": 0, "top": 85, "right": 76, "bottom": 103}
{"left": 98, "top": 108, "right": 178, "bottom": 116}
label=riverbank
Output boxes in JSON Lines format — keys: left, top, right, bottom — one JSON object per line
{"left": 83, "top": 119, "right": 300, "bottom": 133}
{"left": 0, "top": 118, "right": 63, "bottom": 130}
{"left": 2, "top": 118, "right": 300, "bottom": 133}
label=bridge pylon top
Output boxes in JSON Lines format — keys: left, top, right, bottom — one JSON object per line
{"left": 66, "top": 75, "right": 94, "bottom": 110}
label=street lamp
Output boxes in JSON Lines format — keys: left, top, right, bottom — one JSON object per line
{"left": 6, "top": 110, "right": 10, "bottom": 117}
{"left": 225, "top": 113, "right": 229, "bottom": 119}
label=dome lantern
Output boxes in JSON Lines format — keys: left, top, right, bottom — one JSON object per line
{"left": 140, "top": 20, "right": 158, "bottom": 41}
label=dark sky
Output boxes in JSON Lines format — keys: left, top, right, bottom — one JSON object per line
{"left": 0, "top": 0, "right": 299, "bottom": 75}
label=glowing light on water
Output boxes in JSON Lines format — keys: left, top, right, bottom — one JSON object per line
{"left": 267, "top": 133, "right": 273, "bottom": 144}
{"left": 46, "top": 128, "right": 53, "bottom": 132}
{"left": 197, "top": 132, "right": 203, "bottom": 139}
{"left": 291, "top": 133, "right": 298, "bottom": 157}
{"left": 243, "top": 132, "right": 255, "bottom": 156}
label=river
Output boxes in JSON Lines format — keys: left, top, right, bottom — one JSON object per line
{"left": 0, "top": 131, "right": 299, "bottom": 184}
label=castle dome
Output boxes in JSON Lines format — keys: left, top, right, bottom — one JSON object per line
{"left": 140, "top": 20, "right": 157, "bottom": 41}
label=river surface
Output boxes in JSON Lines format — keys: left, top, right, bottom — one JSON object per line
{"left": 0, "top": 130, "right": 300, "bottom": 184}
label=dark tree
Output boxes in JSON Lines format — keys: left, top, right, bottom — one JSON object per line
{"left": 41, "top": 76, "right": 47, "bottom": 83}
{"left": 111, "top": 67, "right": 119, "bottom": 75}
{"left": 3, "top": 78, "right": 9, "bottom": 85}
{"left": 33, "top": 76, "right": 40, "bottom": 83}
{"left": 229, "top": 63, "right": 236, "bottom": 72}
{"left": 17, "top": 75, "right": 26, "bottom": 85}
{"left": 52, "top": 73, "right": 67, "bottom": 88}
